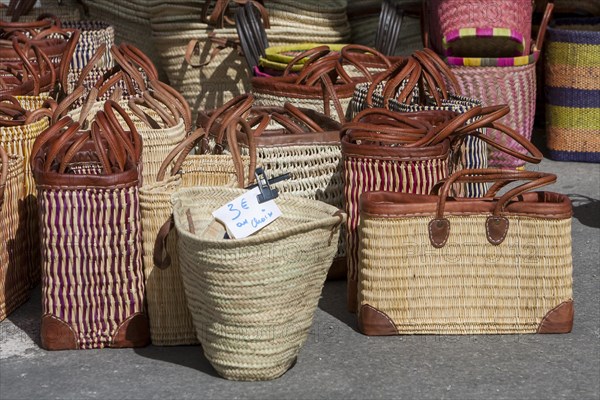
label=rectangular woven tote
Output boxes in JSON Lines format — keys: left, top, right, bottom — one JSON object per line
{"left": 0, "top": 149, "right": 27, "bottom": 321}
{"left": 545, "top": 17, "right": 600, "bottom": 163}
{"left": 172, "top": 186, "right": 344, "bottom": 381}
{"left": 32, "top": 107, "right": 150, "bottom": 350}
{"left": 140, "top": 126, "right": 252, "bottom": 346}
{"left": 0, "top": 96, "right": 50, "bottom": 289}
{"left": 357, "top": 169, "right": 574, "bottom": 335}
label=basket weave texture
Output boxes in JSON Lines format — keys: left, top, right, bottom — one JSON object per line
{"left": 173, "top": 187, "right": 343, "bottom": 380}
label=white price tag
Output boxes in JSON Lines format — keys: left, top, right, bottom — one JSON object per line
{"left": 212, "top": 187, "right": 282, "bottom": 239}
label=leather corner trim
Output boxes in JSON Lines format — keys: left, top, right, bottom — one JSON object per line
{"left": 486, "top": 216, "right": 509, "bottom": 245}
{"left": 110, "top": 313, "right": 151, "bottom": 348}
{"left": 537, "top": 300, "right": 574, "bottom": 334}
{"left": 358, "top": 304, "right": 399, "bottom": 336}
{"left": 40, "top": 314, "right": 79, "bottom": 350}
{"left": 429, "top": 218, "right": 450, "bottom": 248}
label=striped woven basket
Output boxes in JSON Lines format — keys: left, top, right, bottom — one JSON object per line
{"left": 545, "top": 18, "right": 600, "bottom": 163}
{"left": 61, "top": 21, "right": 115, "bottom": 71}
{"left": 0, "top": 95, "right": 50, "bottom": 289}
{"left": 140, "top": 126, "right": 251, "bottom": 346}
{"left": 357, "top": 169, "right": 574, "bottom": 335}
{"left": 424, "top": 0, "right": 534, "bottom": 57}
{"left": 0, "top": 150, "right": 27, "bottom": 321}
{"left": 445, "top": 4, "right": 555, "bottom": 169}
{"left": 172, "top": 186, "right": 344, "bottom": 380}
{"left": 341, "top": 109, "right": 458, "bottom": 312}
{"left": 33, "top": 111, "right": 150, "bottom": 350}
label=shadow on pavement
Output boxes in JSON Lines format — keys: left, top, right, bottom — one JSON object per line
{"left": 568, "top": 194, "right": 600, "bottom": 229}
{"left": 5, "top": 285, "right": 42, "bottom": 348}
{"left": 318, "top": 280, "right": 358, "bottom": 331}
{"left": 133, "top": 344, "right": 220, "bottom": 377}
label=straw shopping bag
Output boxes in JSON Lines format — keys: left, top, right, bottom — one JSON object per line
{"left": 440, "top": 4, "right": 555, "bottom": 169}
{"left": 251, "top": 53, "right": 375, "bottom": 123}
{"left": 32, "top": 104, "right": 150, "bottom": 350}
{"left": 342, "top": 105, "right": 544, "bottom": 312}
{"left": 0, "top": 96, "right": 51, "bottom": 288}
{"left": 424, "top": 0, "right": 534, "bottom": 57}
{"left": 545, "top": 17, "right": 600, "bottom": 163}
{"left": 0, "top": 147, "right": 27, "bottom": 321}
{"left": 172, "top": 186, "right": 345, "bottom": 380}
{"left": 197, "top": 95, "right": 347, "bottom": 279}
{"left": 350, "top": 52, "right": 488, "bottom": 197}
{"left": 140, "top": 116, "right": 253, "bottom": 346}
{"left": 63, "top": 82, "right": 189, "bottom": 186}
{"left": 357, "top": 169, "right": 574, "bottom": 335}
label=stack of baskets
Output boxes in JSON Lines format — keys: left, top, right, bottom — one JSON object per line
{"left": 423, "top": 0, "right": 554, "bottom": 169}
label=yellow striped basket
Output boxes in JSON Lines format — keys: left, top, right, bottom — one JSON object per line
{"left": 545, "top": 18, "right": 600, "bottom": 163}
{"left": 0, "top": 151, "right": 27, "bottom": 321}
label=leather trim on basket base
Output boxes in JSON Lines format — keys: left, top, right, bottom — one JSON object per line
{"left": 326, "top": 257, "right": 347, "bottom": 281}
{"left": 358, "top": 305, "right": 399, "bottom": 336}
{"left": 40, "top": 314, "right": 79, "bottom": 350}
{"left": 537, "top": 300, "right": 574, "bottom": 334}
{"left": 110, "top": 313, "right": 151, "bottom": 348}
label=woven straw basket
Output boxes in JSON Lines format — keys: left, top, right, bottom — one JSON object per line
{"left": 0, "top": 150, "right": 27, "bottom": 321}
{"left": 445, "top": 4, "right": 555, "bottom": 169}
{"left": 33, "top": 109, "right": 150, "bottom": 350}
{"left": 425, "top": 0, "right": 534, "bottom": 57}
{"left": 172, "top": 187, "right": 344, "bottom": 380}
{"left": 140, "top": 128, "right": 251, "bottom": 346}
{"left": 357, "top": 169, "right": 574, "bottom": 335}
{"left": 0, "top": 95, "right": 50, "bottom": 289}
{"left": 197, "top": 101, "right": 347, "bottom": 278}
{"left": 545, "top": 17, "right": 600, "bottom": 163}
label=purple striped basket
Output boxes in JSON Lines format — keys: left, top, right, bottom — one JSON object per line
{"left": 32, "top": 113, "right": 150, "bottom": 350}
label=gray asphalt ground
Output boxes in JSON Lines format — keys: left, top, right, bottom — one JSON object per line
{"left": 1, "top": 135, "right": 598, "bottom": 400}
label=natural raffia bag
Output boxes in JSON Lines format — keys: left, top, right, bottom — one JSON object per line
{"left": 0, "top": 147, "right": 27, "bottom": 321}
{"left": 141, "top": 111, "right": 253, "bottom": 346}
{"left": 197, "top": 95, "right": 347, "bottom": 279}
{"left": 0, "top": 95, "right": 51, "bottom": 288}
{"left": 342, "top": 106, "right": 544, "bottom": 312}
{"left": 172, "top": 186, "right": 345, "bottom": 380}
{"left": 32, "top": 102, "right": 150, "bottom": 350}
{"left": 357, "top": 169, "right": 574, "bottom": 335}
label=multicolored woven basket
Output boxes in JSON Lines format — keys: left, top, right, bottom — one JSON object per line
{"left": 545, "top": 18, "right": 600, "bottom": 163}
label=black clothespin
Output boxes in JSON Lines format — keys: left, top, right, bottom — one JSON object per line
{"left": 254, "top": 168, "right": 279, "bottom": 204}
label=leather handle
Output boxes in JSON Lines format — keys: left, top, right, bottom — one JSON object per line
{"left": 534, "top": 2, "right": 554, "bottom": 54}
{"left": 156, "top": 127, "right": 207, "bottom": 182}
{"left": 149, "top": 80, "right": 193, "bottom": 134}
{"left": 283, "top": 102, "right": 324, "bottom": 133}
{"left": 429, "top": 169, "right": 557, "bottom": 247}
{"left": 340, "top": 44, "right": 393, "bottom": 81}
{"left": 110, "top": 44, "right": 146, "bottom": 93}
{"left": 75, "top": 43, "right": 108, "bottom": 88}
{"left": 119, "top": 43, "right": 160, "bottom": 82}
{"left": 282, "top": 45, "right": 331, "bottom": 77}
{"left": 30, "top": 116, "right": 72, "bottom": 169}
{"left": 103, "top": 100, "right": 142, "bottom": 163}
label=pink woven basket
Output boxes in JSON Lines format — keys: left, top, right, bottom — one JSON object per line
{"left": 424, "top": 0, "right": 534, "bottom": 57}
{"left": 444, "top": 4, "right": 554, "bottom": 169}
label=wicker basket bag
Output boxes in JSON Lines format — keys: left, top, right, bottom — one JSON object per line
{"left": 32, "top": 102, "right": 150, "bottom": 350}
{"left": 545, "top": 17, "right": 600, "bottom": 163}
{"left": 424, "top": 0, "right": 534, "bottom": 57}
{"left": 197, "top": 95, "right": 348, "bottom": 279}
{"left": 140, "top": 107, "right": 254, "bottom": 346}
{"left": 357, "top": 169, "right": 574, "bottom": 335}
{"left": 172, "top": 186, "right": 345, "bottom": 380}
{"left": 441, "top": 4, "right": 555, "bottom": 169}
{"left": 0, "top": 147, "right": 27, "bottom": 321}
{"left": 1, "top": 96, "right": 51, "bottom": 288}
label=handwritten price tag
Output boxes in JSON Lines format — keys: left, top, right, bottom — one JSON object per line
{"left": 212, "top": 187, "right": 282, "bottom": 239}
